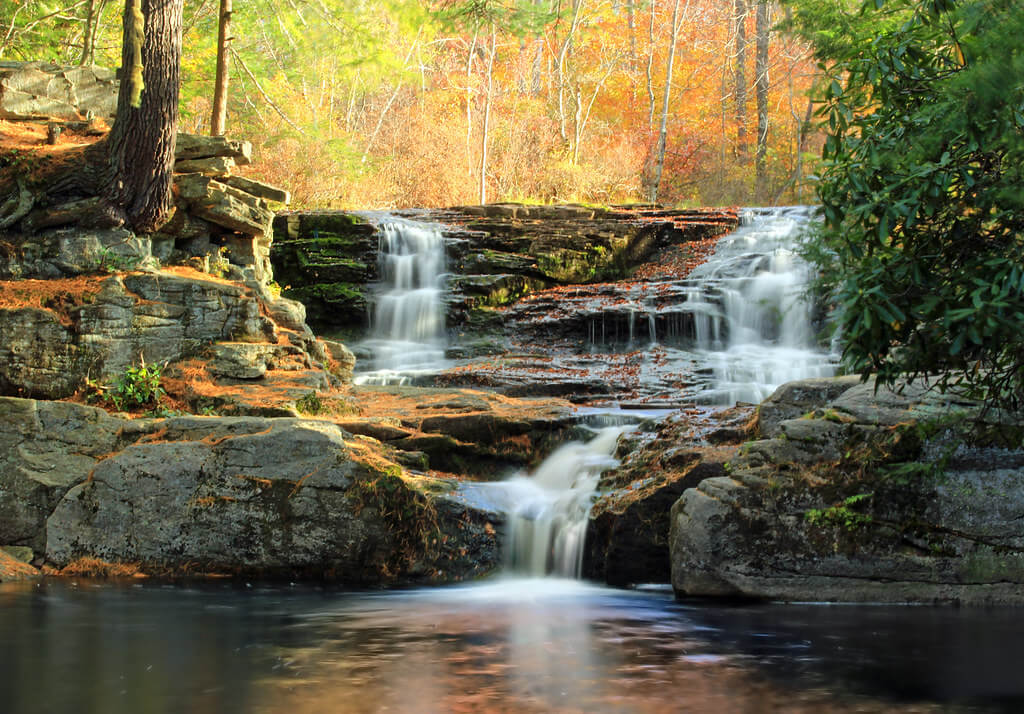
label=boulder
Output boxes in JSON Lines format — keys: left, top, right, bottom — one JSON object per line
{"left": 0, "top": 398, "right": 127, "bottom": 553}
{"left": 224, "top": 176, "right": 291, "bottom": 204}
{"left": 321, "top": 339, "right": 356, "bottom": 382}
{"left": 0, "top": 61, "right": 117, "bottom": 120}
{"left": 44, "top": 414, "right": 500, "bottom": 582}
{"left": 0, "top": 226, "right": 153, "bottom": 279}
{"left": 175, "top": 156, "right": 235, "bottom": 176}
{"left": 0, "top": 549, "right": 39, "bottom": 582}
{"left": 669, "top": 376, "right": 1024, "bottom": 605}
{"left": 175, "top": 174, "right": 274, "bottom": 236}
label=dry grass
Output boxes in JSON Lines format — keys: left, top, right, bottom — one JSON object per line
{"left": 0, "top": 550, "right": 39, "bottom": 581}
{"left": 0, "top": 118, "right": 108, "bottom": 154}
{"left": 58, "top": 556, "right": 145, "bottom": 578}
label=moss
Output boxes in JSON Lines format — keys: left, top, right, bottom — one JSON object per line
{"left": 298, "top": 212, "right": 367, "bottom": 232}
{"left": 284, "top": 282, "right": 365, "bottom": 304}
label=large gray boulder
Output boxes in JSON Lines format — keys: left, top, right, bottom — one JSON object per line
{"left": 0, "top": 398, "right": 130, "bottom": 554}
{"left": 670, "top": 376, "right": 1024, "bottom": 605}
{"left": 0, "top": 397, "right": 501, "bottom": 582}
{"left": 0, "top": 62, "right": 117, "bottom": 120}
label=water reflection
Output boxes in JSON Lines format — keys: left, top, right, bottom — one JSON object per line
{"left": 1, "top": 579, "right": 1021, "bottom": 713}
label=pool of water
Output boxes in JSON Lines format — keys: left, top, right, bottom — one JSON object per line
{"left": 2, "top": 577, "right": 1022, "bottom": 713}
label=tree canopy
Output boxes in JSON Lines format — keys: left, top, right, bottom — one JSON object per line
{"left": 2, "top": 0, "right": 823, "bottom": 209}
{"left": 791, "top": 0, "right": 1024, "bottom": 407}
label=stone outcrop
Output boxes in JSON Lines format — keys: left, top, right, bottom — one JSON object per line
{"left": 270, "top": 204, "right": 738, "bottom": 332}
{"left": 0, "top": 397, "right": 500, "bottom": 582}
{"left": 0, "top": 271, "right": 279, "bottom": 398}
{"left": 669, "top": 377, "right": 1024, "bottom": 605}
{"left": 583, "top": 407, "right": 753, "bottom": 586}
{"left": 270, "top": 211, "right": 378, "bottom": 329}
{"left": 0, "top": 61, "right": 117, "bottom": 120}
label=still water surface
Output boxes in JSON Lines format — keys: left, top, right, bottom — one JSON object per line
{"left": 2, "top": 577, "right": 1022, "bottom": 713}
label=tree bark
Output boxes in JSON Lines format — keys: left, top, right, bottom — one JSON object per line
{"left": 479, "top": 22, "right": 496, "bottom": 204}
{"left": 210, "top": 0, "right": 232, "bottom": 136}
{"left": 754, "top": 1, "right": 771, "bottom": 201}
{"left": 102, "top": 0, "right": 184, "bottom": 233}
{"left": 733, "top": 0, "right": 748, "bottom": 161}
{"left": 648, "top": 0, "right": 682, "bottom": 204}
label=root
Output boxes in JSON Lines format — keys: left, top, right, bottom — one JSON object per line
{"left": 0, "top": 178, "right": 35, "bottom": 230}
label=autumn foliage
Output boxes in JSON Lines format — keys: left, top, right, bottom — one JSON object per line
{"left": 2, "top": 0, "right": 821, "bottom": 209}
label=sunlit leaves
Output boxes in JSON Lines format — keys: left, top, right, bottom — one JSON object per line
{"left": 794, "top": 0, "right": 1024, "bottom": 408}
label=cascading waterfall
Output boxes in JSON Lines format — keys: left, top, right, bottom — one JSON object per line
{"left": 354, "top": 218, "right": 448, "bottom": 385}
{"left": 682, "top": 206, "right": 835, "bottom": 403}
{"left": 499, "top": 425, "right": 634, "bottom": 577}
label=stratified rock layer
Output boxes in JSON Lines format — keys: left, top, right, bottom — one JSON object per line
{"left": 270, "top": 204, "right": 738, "bottom": 332}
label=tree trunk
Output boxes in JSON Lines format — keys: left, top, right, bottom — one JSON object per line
{"left": 754, "top": 1, "right": 770, "bottom": 201}
{"left": 646, "top": 0, "right": 656, "bottom": 129}
{"left": 80, "top": 0, "right": 98, "bottom": 65}
{"left": 102, "top": 0, "right": 184, "bottom": 233}
{"left": 210, "top": 0, "right": 232, "bottom": 136}
{"left": 479, "top": 23, "right": 496, "bottom": 204}
{"left": 648, "top": 0, "right": 682, "bottom": 204}
{"left": 733, "top": 0, "right": 748, "bottom": 161}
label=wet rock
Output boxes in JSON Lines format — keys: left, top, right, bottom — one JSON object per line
{"left": 270, "top": 212, "right": 377, "bottom": 330}
{"left": 583, "top": 408, "right": 750, "bottom": 586}
{"left": 756, "top": 375, "right": 861, "bottom": 437}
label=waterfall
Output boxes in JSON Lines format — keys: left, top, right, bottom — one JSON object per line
{"left": 684, "top": 206, "right": 835, "bottom": 403}
{"left": 498, "top": 425, "right": 634, "bottom": 577}
{"left": 354, "top": 218, "right": 448, "bottom": 385}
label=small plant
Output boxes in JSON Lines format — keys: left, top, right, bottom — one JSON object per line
{"left": 101, "top": 359, "right": 165, "bottom": 411}
{"left": 208, "top": 246, "right": 231, "bottom": 278}
{"left": 94, "top": 247, "right": 141, "bottom": 274}
{"left": 295, "top": 391, "right": 324, "bottom": 415}
{"left": 806, "top": 493, "right": 874, "bottom": 530}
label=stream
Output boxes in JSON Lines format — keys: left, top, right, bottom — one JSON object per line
{"left": 2, "top": 209, "right": 1015, "bottom": 713}
{"left": 2, "top": 578, "right": 1022, "bottom": 713}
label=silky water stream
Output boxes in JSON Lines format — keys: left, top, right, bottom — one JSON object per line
{"left": 353, "top": 216, "right": 449, "bottom": 385}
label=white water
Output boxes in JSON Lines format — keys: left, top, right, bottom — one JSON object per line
{"left": 683, "top": 206, "right": 836, "bottom": 403}
{"left": 498, "top": 425, "right": 634, "bottom": 577}
{"left": 354, "top": 218, "right": 448, "bottom": 385}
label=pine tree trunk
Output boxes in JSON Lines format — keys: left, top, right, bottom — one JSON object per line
{"left": 210, "top": 0, "right": 232, "bottom": 136}
{"left": 103, "top": 0, "right": 184, "bottom": 233}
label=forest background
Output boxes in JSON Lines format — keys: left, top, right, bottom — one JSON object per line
{"left": 1, "top": 0, "right": 821, "bottom": 209}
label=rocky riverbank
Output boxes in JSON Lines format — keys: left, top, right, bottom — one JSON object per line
{"left": 576, "top": 374, "right": 1024, "bottom": 605}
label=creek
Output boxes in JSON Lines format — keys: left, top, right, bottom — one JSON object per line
{"left": 1, "top": 578, "right": 1021, "bottom": 713}
{"left": 2, "top": 208, "right": 1015, "bottom": 713}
